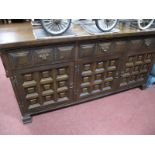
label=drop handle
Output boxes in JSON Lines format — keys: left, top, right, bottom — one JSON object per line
{"left": 38, "top": 53, "right": 49, "bottom": 60}
{"left": 114, "top": 72, "right": 119, "bottom": 79}
{"left": 101, "top": 47, "right": 108, "bottom": 52}
{"left": 144, "top": 39, "right": 151, "bottom": 47}
{"left": 103, "top": 48, "right": 108, "bottom": 52}
{"left": 70, "top": 82, "right": 73, "bottom": 89}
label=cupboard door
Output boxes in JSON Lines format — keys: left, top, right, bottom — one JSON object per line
{"left": 119, "top": 51, "right": 155, "bottom": 88}
{"left": 76, "top": 54, "right": 121, "bottom": 100}
{"left": 15, "top": 62, "right": 74, "bottom": 113}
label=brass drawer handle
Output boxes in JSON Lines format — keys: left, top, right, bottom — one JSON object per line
{"left": 102, "top": 48, "right": 108, "bottom": 52}
{"left": 38, "top": 53, "right": 49, "bottom": 60}
{"left": 70, "top": 82, "right": 73, "bottom": 89}
{"left": 100, "top": 47, "right": 108, "bottom": 52}
{"left": 144, "top": 39, "right": 152, "bottom": 47}
{"left": 114, "top": 72, "right": 119, "bottom": 79}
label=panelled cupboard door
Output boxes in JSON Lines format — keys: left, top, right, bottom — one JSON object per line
{"left": 119, "top": 50, "right": 155, "bottom": 89}
{"left": 14, "top": 62, "right": 74, "bottom": 113}
{"left": 76, "top": 54, "right": 121, "bottom": 100}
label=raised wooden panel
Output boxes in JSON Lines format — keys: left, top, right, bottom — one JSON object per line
{"left": 113, "top": 40, "right": 127, "bottom": 52}
{"left": 55, "top": 45, "right": 75, "bottom": 61}
{"left": 79, "top": 43, "right": 96, "bottom": 58}
{"left": 8, "top": 51, "right": 31, "bottom": 69}
{"left": 129, "top": 39, "right": 144, "bottom": 51}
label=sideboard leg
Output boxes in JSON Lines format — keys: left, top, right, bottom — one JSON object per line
{"left": 22, "top": 114, "right": 32, "bottom": 124}
{"left": 140, "top": 84, "right": 147, "bottom": 90}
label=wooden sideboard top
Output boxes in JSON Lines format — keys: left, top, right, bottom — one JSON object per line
{"left": 1, "top": 22, "right": 155, "bottom": 50}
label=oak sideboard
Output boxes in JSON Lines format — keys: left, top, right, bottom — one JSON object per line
{"left": 0, "top": 23, "right": 155, "bottom": 123}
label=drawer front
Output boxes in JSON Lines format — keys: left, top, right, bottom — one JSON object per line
{"left": 32, "top": 47, "right": 54, "bottom": 65}
{"left": 55, "top": 45, "right": 75, "bottom": 61}
{"left": 8, "top": 50, "right": 32, "bottom": 69}
{"left": 8, "top": 44, "right": 75, "bottom": 69}
{"left": 79, "top": 41, "right": 114, "bottom": 58}
{"left": 79, "top": 43, "right": 96, "bottom": 58}
{"left": 113, "top": 40, "right": 127, "bottom": 52}
{"left": 78, "top": 40, "right": 128, "bottom": 59}
{"left": 128, "top": 38, "right": 155, "bottom": 52}
{"left": 96, "top": 40, "right": 127, "bottom": 56}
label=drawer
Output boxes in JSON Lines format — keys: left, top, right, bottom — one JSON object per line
{"left": 8, "top": 50, "right": 32, "bottom": 69}
{"left": 8, "top": 44, "right": 75, "bottom": 69}
{"left": 32, "top": 47, "right": 54, "bottom": 65}
{"left": 33, "top": 44, "right": 75, "bottom": 65}
{"left": 79, "top": 43, "right": 96, "bottom": 58}
{"left": 96, "top": 40, "right": 127, "bottom": 56}
{"left": 55, "top": 44, "right": 75, "bottom": 61}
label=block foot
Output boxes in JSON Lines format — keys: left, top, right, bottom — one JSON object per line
{"left": 140, "top": 84, "right": 147, "bottom": 90}
{"left": 22, "top": 114, "right": 32, "bottom": 124}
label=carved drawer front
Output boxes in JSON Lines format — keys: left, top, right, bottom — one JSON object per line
{"left": 77, "top": 58, "right": 119, "bottom": 99}
{"left": 17, "top": 63, "right": 74, "bottom": 111}
{"left": 120, "top": 52, "right": 154, "bottom": 87}
{"left": 8, "top": 50, "right": 31, "bottom": 69}
{"left": 55, "top": 44, "right": 75, "bottom": 61}
{"left": 32, "top": 47, "right": 54, "bottom": 65}
{"left": 79, "top": 43, "right": 96, "bottom": 58}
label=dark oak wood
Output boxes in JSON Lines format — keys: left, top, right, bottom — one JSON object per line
{"left": 0, "top": 23, "right": 155, "bottom": 123}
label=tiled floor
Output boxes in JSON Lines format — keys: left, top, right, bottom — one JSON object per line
{"left": 0, "top": 58, "right": 155, "bottom": 135}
